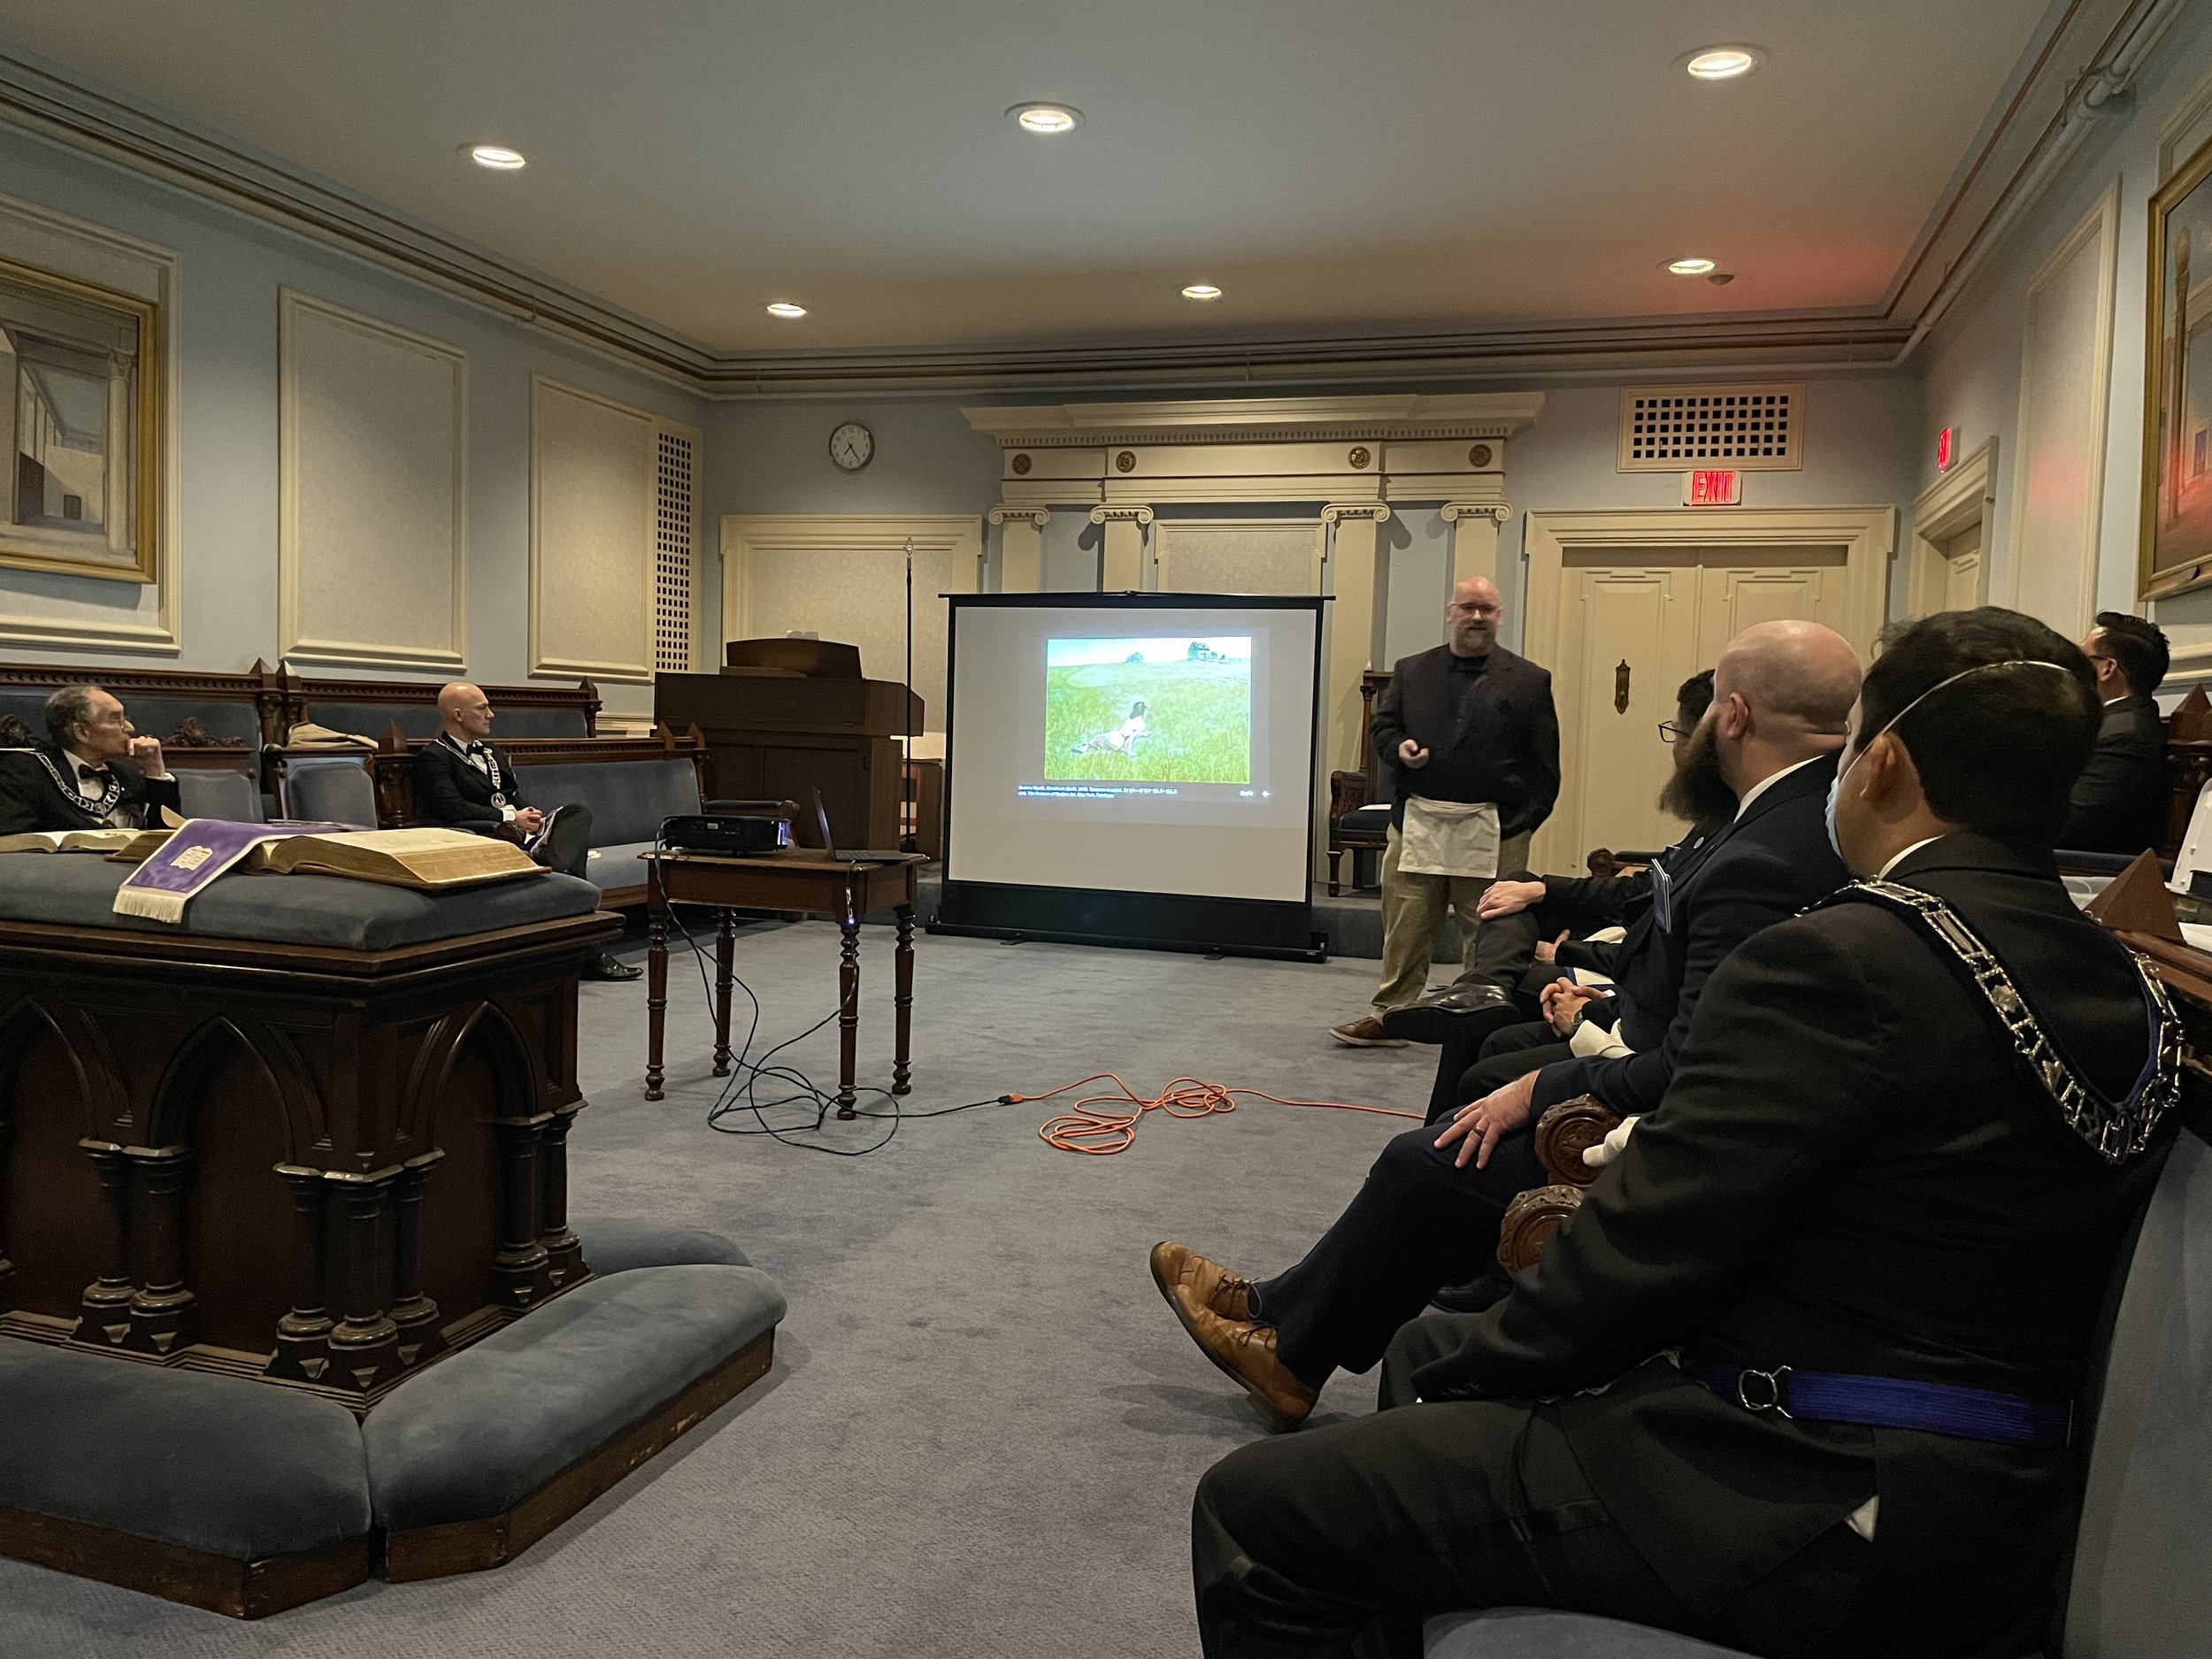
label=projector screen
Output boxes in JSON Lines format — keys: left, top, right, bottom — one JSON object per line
{"left": 943, "top": 595, "right": 1322, "bottom": 909}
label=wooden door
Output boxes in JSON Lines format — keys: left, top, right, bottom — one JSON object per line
{"left": 1545, "top": 560, "right": 1701, "bottom": 871}
{"left": 1941, "top": 525, "right": 1983, "bottom": 611}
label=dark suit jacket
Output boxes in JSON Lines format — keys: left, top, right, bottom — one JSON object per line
{"left": 1530, "top": 755, "right": 1848, "bottom": 1118}
{"left": 1370, "top": 644, "right": 1559, "bottom": 840}
{"left": 411, "top": 737, "right": 534, "bottom": 834}
{"left": 0, "top": 745, "right": 180, "bottom": 834}
{"left": 1410, "top": 833, "right": 2172, "bottom": 1647}
{"left": 2060, "top": 692, "right": 2166, "bottom": 854}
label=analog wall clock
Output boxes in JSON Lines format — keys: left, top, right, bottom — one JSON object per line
{"left": 829, "top": 421, "right": 874, "bottom": 472}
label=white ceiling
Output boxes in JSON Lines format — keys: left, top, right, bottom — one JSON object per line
{"left": 0, "top": 0, "right": 2051, "bottom": 356}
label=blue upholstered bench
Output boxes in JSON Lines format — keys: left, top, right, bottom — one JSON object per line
{"left": 516, "top": 757, "right": 703, "bottom": 905}
{"left": 1425, "top": 1130, "right": 2212, "bottom": 1658}
{"left": 0, "top": 1218, "right": 776, "bottom": 1615}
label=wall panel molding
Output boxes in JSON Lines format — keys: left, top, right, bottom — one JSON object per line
{"left": 529, "top": 377, "right": 672, "bottom": 684}
{"left": 279, "top": 290, "right": 468, "bottom": 672}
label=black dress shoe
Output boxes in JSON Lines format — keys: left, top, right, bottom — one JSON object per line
{"left": 1430, "top": 1268, "right": 1515, "bottom": 1314}
{"left": 583, "top": 951, "right": 641, "bottom": 982}
{"left": 1381, "top": 984, "right": 1521, "bottom": 1047}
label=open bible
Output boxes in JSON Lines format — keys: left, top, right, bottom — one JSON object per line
{"left": 247, "top": 827, "right": 542, "bottom": 889}
{"left": 0, "top": 826, "right": 172, "bottom": 857}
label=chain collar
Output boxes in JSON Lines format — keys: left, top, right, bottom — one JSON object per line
{"left": 1813, "top": 878, "right": 2179, "bottom": 1164}
{"left": 33, "top": 747, "right": 125, "bottom": 822}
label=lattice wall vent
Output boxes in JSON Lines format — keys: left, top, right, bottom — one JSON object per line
{"left": 1617, "top": 382, "right": 1802, "bottom": 472}
{"left": 654, "top": 428, "right": 695, "bottom": 673}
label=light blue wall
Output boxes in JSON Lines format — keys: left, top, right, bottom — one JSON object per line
{"left": 1918, "top": 4, "right": 2212, "bottom": 671}
{"left": 0, "top": 123, "right": 708, "bottom": 720}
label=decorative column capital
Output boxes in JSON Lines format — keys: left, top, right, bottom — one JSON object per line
{"left": 1440, "top": 502, "right": 1511, "bottom": 524}
{"left": 988, "top": 505, "right": 1051, "bottom": 528}
{"left": 1320, "top": 503, "right": 1392, "bottom": 526}
{"left": 1088, "top": 504, "right": 1154, "bottom": 526}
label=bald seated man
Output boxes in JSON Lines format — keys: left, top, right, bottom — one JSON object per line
{"left": 413, "top": 682, "right": 639, "bottom": 981}
{"left": 1152, "top": 620, "right": 1859, "bottom": 1428}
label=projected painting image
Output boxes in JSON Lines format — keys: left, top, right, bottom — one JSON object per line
{"left": 1044, "top": 636, "right": 1253, "bottom": 783}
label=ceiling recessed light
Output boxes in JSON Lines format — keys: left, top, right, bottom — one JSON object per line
{"left": 1682, "top": 44, "right": 1765, "bottom": 81}
{"left": 1009, "top": 103, "right": 1083, "bottom": 134}
{"left": 466, "top": 143, "right": 526, "bottom": 171}
{"left": 1667, "top": 257, "right": 1717, "bottom": 276}
{"left": 1181, "top": 284, "right": 1223, "bottom": 302}
{"left": 765, "top": 301, "right": 808, "bottom": 319}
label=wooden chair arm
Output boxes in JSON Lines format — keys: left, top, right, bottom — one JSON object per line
{"left": 1533, "top": 1095, "right": 1620, "bottom": 1187}
{"left": 1496, "top": 1186, "right": 1586, "bottom": 1274}
{"left": 1328, "top": 770, "right": 1373, "bottom": 818}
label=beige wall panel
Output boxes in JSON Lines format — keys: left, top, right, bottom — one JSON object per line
{"left": 1002, "top": 447, "right": 1105, "bottom": 480}
{"left": 1155, "top": 521, "right": 1322, "bottom": 595}
{"left": 532, "top": 377, "right": 654, "bottom": 681}
{"left": 280, "top": 291, "right": 466, "bottom": 672}
{"left": 1116, "top": 442, "right": 1378, "bottom": 480}
{"left": 747, "top": 541, "right": 956, "bottom": 732}
{"left": 1385, "top": 439, "right": 1507, "bottom": 474}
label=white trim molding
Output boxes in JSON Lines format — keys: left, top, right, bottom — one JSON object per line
{"left": 279, "top": 289, "right": 469, "bottom": 673}
{"left": 1909, "top": 438, "right": 1999, "bottom": 618}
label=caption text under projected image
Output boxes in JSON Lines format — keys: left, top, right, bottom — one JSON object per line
{"left": 1043, "top": 636, "right": 1253, "bottom": 785}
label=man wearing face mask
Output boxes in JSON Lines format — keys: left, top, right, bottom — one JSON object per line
{"left": 1182, "top": 606, "right": 2180, "bottom": 1659}
{"left": 1150, "top": 620, "right": 1857, "bottom": 1426}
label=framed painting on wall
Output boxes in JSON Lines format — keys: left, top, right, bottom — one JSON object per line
{"left": 2143, "top": 132, "right": 2212, "bottom": 598}
{"left": 0, "top": 253, "right": 159, "bottom": 585}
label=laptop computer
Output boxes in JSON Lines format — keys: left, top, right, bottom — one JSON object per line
{"left": 810, "top": 787, "right": 910, "bottom": 864}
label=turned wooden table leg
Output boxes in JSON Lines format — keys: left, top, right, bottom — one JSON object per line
{"left": 712, "top": 906, "right": 735, "bottom": 1075}
{"left": 893, "top": 902, "right": 914, "bottom": 1095}
{"left": 646, "top": 859, "right": 669, "bottom": 1100}
{"left": 837, "top": 879, "right": 860, "bottom": 1119}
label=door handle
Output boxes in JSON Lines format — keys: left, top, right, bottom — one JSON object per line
{"left": 1615, "top": 659, "right": 1632, "bottom": 715}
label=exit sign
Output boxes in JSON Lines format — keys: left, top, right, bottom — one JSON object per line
{"left": 1937, "top": 427, "right": 1955, "bottom": 470}
{"left": 1683, "top": 469, "right": 1742, "bottom": 507}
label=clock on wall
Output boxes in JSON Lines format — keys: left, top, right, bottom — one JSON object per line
{"left": 829, "top": 421, "right": 874, "bottom": 472}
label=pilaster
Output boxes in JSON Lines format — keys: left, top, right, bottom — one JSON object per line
{"left": 1088, "top": 505, "right": 1153, "bottom": 592}
{"left": 1321, "top": 503, "right": 1392, "bottom": 776}
{"left": 987, "top": 506, "right": 1051, "bottom": 592}
{"left": 1440, "top": 502, "right": 1512, "bottom": 595}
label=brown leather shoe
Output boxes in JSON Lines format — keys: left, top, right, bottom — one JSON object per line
{"left": 1330, "top": 1015, "right": 1407, "bottom": 1048}
{"left": 1149, "top": 1240, "right": 1253, "bottom": 1323}
{"left": 1149, "top": 1243, "right": 1317, "bottom": 1431}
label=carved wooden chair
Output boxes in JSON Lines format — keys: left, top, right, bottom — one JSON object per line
{"left": 1327, "top": 670, "right": 1394, "bottom": 895}
{"left": 1494, "top": 1096, "right": 1622, "bottom": 1273}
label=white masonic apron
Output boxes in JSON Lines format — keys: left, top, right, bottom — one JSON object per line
{"left": 1397, "top": 797, "right": 1501, "bottom": 879}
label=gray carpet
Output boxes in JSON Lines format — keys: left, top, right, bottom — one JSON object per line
{"left": 0, "top": 918, "right": 1453, "bottom": 1657}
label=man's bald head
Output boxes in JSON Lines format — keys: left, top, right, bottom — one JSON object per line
{"left": 436, "top": 681, "right": 494, "bottom": 742}
{"left": 1445, "top": 576, "right": 1502, "bottom": 657}
{"left": 1712, "top": 620, "right": 1860, "bottom": 733}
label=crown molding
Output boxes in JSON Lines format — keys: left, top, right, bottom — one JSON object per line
{"left": 10, "top": 6, "right": 2186, "bottom": 401}
{"left": 962, "top": 393, "right": 1545, "bottom": 447}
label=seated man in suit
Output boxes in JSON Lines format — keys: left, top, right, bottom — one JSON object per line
{"left": 413, "top": 682, "right": 639, "bottom": 982}
{"left": 1150, "top": 620, "right": 1857, "bottom": 1427}
{"left": 0, "top": 685, "right": 180, "bottom": 835}
{"left": 1184, "top": 606, "right": 2178, "bottom": 1659}
{"left": 2061, "top": 609, "right": 2169, "bottom": 854}
{"left": 1385, "top": 669, "right": 1722, "bottom": 1043}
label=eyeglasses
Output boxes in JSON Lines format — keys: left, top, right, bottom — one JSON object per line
{"left": 1657, "top": 720, "right": 1687, "bottom": 744}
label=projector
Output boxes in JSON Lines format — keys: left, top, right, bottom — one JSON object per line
{"left": 660, "top": 813, "right": 792, "bottom": 856}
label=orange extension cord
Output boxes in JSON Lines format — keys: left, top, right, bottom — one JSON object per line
{"left": 1011, "top": 1071, "right": 1421, "bottom": 1156}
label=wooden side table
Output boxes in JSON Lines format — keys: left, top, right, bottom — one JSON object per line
{"left": 641, "top": 851, "right": 926, "bottom": 1116}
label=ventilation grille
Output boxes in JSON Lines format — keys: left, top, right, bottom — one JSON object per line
{"left": 1618, "top": 382, "right": 1802, "bottom": 472}
{"left": 655, "top": 428, "right": 695, "bottom": 673}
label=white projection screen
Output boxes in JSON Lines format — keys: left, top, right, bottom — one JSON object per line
{"left": 937, "top": 594, "right": 1323, "bottom": 957}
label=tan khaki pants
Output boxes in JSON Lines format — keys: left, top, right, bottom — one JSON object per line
{"left": 1371, "top": 826, "right": 1533, "bottom": 1016}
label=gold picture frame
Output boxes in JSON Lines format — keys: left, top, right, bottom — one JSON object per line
{"left": 2142, "top": 130, "right": 2212, "bottom": 599}
{"left": 0, "top": 252, "right": 160, "bottom": 585}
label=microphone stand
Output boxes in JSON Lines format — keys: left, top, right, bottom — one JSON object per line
{"left": 902, "top": 537, "right": 917, "bottom": 853}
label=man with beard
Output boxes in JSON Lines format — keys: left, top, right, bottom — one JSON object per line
{"left": 1149, "top": 620, "right": 1857, "bottom": 1429}
{"left": 1380, "top": 671, "right": 1722, "bottom": 1082}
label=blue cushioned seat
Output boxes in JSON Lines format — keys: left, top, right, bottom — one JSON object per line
{"left": 523, "top": 758, "right": 703, "bottom": 849}
{"left": 583, "top": 839, "right": 655, "bottom": 895}
{"left": 1426, "top": 1131, "right": 2212, "bottom": 1657}
{"left": 0, "top": 857, "right": 602, "bottom": 951}
{"left": 364, "top": 1263, "right": 784, "bottom": 1535}
{"left": 173, "top": 766, "right": 266, "bottom": 823}
{"left": 573, "top": 1214, "right": 751, "bottom": 1273}
{"left": 0, "top": 1340, "right": 369, "bottom": 1562}
{"left": 282, "top": 755, "right": 380, "bottom": 827}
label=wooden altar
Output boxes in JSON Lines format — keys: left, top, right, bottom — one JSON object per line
{"left": 0, "top": 902, "right": 620, "bottom": 1409}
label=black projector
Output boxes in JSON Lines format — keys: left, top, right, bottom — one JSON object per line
{"left": 660, "top": 813, "right": 792, "bottom": 856}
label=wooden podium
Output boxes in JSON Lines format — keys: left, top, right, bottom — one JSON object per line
{"left": 655, "top": 640, "right": 923, "bottom": 853}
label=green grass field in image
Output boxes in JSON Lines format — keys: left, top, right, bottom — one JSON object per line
{"left": 1044, "top": 660, "right": 1253, "bottom": 783}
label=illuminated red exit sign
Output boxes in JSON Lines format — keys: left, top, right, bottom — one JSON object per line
{"left": 1937, "top": 427, "right": 1955, "bottom": 470}
{"left": 1683, "top": 469, "right": 1741, "bottom": 507}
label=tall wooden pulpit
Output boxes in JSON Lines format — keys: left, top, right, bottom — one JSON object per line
{"left": 655, "top": 640, "right": 923, "bottom": 852}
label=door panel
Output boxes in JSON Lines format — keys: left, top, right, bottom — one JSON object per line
{"left": 1694, "top": 565, "right": 1845, "bottom": 661}
{"left": 1942, "top": 526, "right": 1983, "bottom": 611}
{"left": 1540, "top": 566, "right": 1699, "bottom": 872}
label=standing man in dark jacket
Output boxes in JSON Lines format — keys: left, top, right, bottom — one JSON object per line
{"left": 2062, "top": 610, "right": 2170, "bottom": 854}
{"left": 414, "top": 681, "right": 639, "bottom": 981}
{"left": 1183, "top": 606, "right": 2178, "bottom": 1659}
{"left": 1332, "top": 576, "right": 1560, "bottom": 1046}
